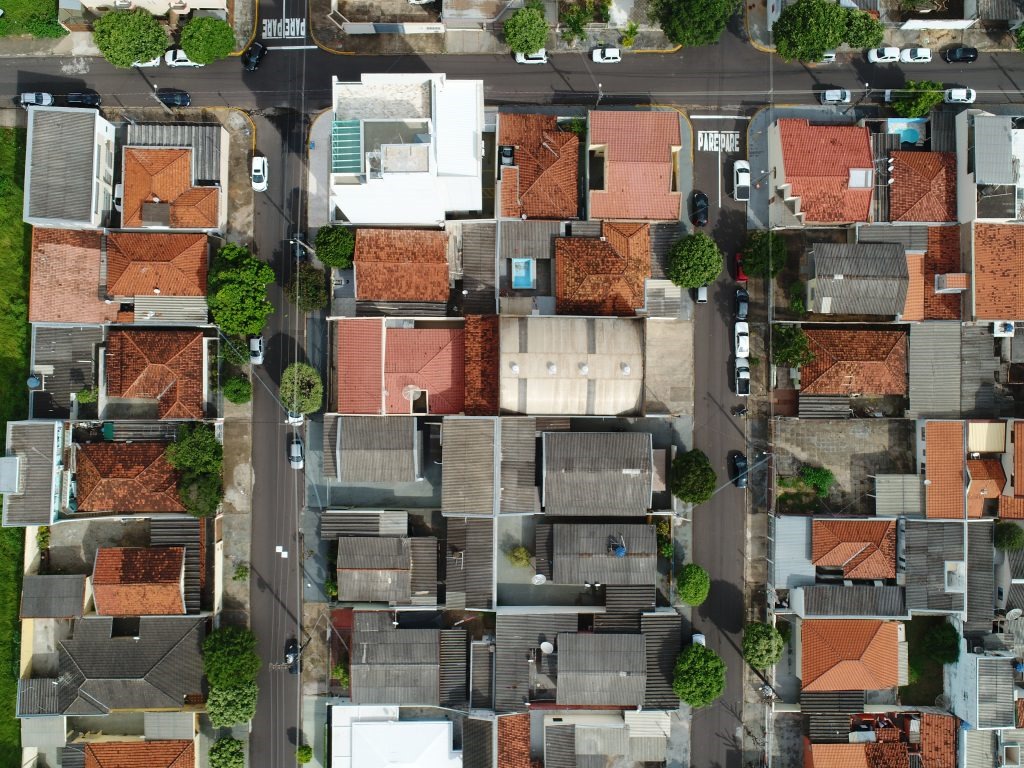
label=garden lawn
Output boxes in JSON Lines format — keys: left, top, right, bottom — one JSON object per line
{"left": 0, "top": 0, "right": 64, "bottom": 38}
{"left": 0, "top": 126, "right": 31, "bottom": 765}
{"left": 899, "top": 615, "right": 945, "bottom": 706}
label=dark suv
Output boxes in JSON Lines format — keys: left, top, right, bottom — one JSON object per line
{"left": 66, "top": 91, "right": 101, "bottom": 107}
{"left": 242, "top": 41, "right": 267, "bottom": 71}
{"left": 943, "top": 47, "right": 978, "bottom": 63}
{"left": 155, "top": 89, "right": 191, "bottom": 108}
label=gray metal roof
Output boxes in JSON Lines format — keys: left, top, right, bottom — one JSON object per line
{"left": 797, "top": 585, "right": 907, "bottom": 618}
{"left": 21, "top": 716, "right": 66, "bottom": 748}
{"left": 499, "top": 220, "right": 561, "bottom": 260}
{"left": 551, "top": 523, "right": 656, "bottom": 585}
{"left": 931, "top": 111, "right": 956, "bottom": 153}
{"left": 444, "top": 517, "right": 494, "bottom": 610}
{"left": 904, "top": 520, "right": 965, "bottom": 613}
{"left": 499, "top": 417, "right": 538, "bottom": 513}
{"left": 441, "top": 418, "right": 496, "bottom": 515}
{"left": 26, "top": 108, "right": 97, "bottom": 223}
{"left": 30, "top": 325, "right": 103, "bottom": 420}
{"left": 874, "top": 475, "right": 924, "bottom": 517}
{"left": 494, "top": 614, "right": 577, "bottom": 712}
{"left": 323, "top": 415, "right": 340, "bottom": 479}
{"left": 772, "top": 515, "right": 816, "bottom": 590}
{"left": 462, "top": 718, "right": 494, "bottom": 768}
{"left": 439, "top": 628, "right": 468, "bottom": 708}
{"left": 470, "top": 641, "right": 493, "bottom": 709}
{"left": 973, "top": 116, "right": 1015, "bottom": 185}
{"left": 964, "top": 729, "right": 997, "bottom": 765}
{"left": 556, "top": 632, "right": 646, "bottom": 706}
{"left": 350, "top": 611, "right": 440, "bottom": 705}
{"left": 961, "top": 324, "right": 1013, "bottom": 418}
{"left": 542, "top": 432, "right": 653, "bottom": 515}
{"left": 320, "top": 509, "right": 408, "bottom": 539}
{"left": 17, "top": 678, "right": 60, "bottom": 716}
{"left": 20, "top": 575, "right": 85, "bottom": 619}
{"left": 126, "top": 123, "right": 223, "bottom": 184}
{"left": 3, "top": 421, "right": 61, "bottom": 527}
{"left": 337, "top": 536, "right": 436, "bottom": 605}
{"left": 132, "top": 296, "right": 208, "bottom": 325}
{"left": 409, "top": 538, "right": 438, "bottom": 605}
{"left": 644, "top": 280, "right": 683, "bottom": 318}
{"left": 979, "top": 0, "right": 1024, "bottom": 21}
{"left": 977, "top": 655, "right": 1015, "bottom": 728}
{"left": 907, "top": 322, "right": 961, "bottom": 420}
{"left": 544, "top": 723, "right": 576, "bottom": 768}
{"left": 649, "top": 222, "right": 685, "bottom": 280}
{"left": 576, "top": 724, "right": 629, "bottom": 756}
{"left": 809, "top": 242, "right": 908, "bottom": 316}
{"left": 143, "top": 711, "right": 196, "bottom": 740}
{"left": 640, "top": 612, "right": 681, "bottom": 709}
{"left": 462, "top": 222, "right": 497, "bottom": 314}
{"left": 967, "top": 521, "right": 995, "bottom": 625}
{"left": 856, "top": 223, "right": 930, "bottom": 252}
{"left": 337, "top": 416, "right": 417, "bottom": 484}
{"left": 799, "top": 690, "right": 866, "bottom": 713}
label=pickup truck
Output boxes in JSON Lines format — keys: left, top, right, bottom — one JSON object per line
{"left": 735, "top": 358, "right": 751, "bottom": 397}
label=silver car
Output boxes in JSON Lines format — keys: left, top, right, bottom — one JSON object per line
{"left": 288, "top": 435, "right": 305, "bottom": 470}
{"left": 248, "top": 336, "right": 265, "bottom": 366}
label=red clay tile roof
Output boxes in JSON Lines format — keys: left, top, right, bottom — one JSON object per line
{"left": 889, "top": 152, "right": 956, "bottom": 222}
{"left": 498, "top": 713, "right": 532, "bottom": 768}
{"left": 811, "top": 519, "right": 897, "bottom": 579}
{"left": 867, "top": 743, "right": 910, "bottom": 768}
{"left": 778, "top": 119, "right": 874, "bottom": 223}
{"left": 83, "top": 740, "right": 195, "bottom": 768}
{"left": 555, "top": 222, "right": 650, "bottom": 315}
{"left": 1018, "top": 699, "right": 1024, "bottom": 728}
{"left": 92, "top": 546, "right": 186, "bottom": 616}
{"left": 940, "top": 273, "right": 969, "bottom": 290}
{"left": 902, "top": 253, "right": 925, "bottom": 322}
{"left": 354, "top": 229, "right": 449, "bottom": 303}
{"left": 30, "top": 228, "right": 119, "bottom": 324}
{"left": 75, "top": 442, "right": 184, "bottom": 514}
{"left": 106, "top": 233, "right": 208, "bottom": 297}
{"left": 337, "top": 318, "right": 384, "bottom": 414}
{"left": 800, "top": 619, "right": 900, "bottom": 691}
{"left": 498, "top": 114, "right": 579, "bottom": 220}
{"left": 925, "top": 421, "right": 965, "bottom": 519}
{"left": 106, "top": 330, "right": 205, "bottom": 420}
{"left": 464, "top": 314, "right": 499, "bottom": 416}
{"left": 122, "top": 148, "right": 218, "bottom": 229}
{"left": 385, "top": 327, "right": 464, "bottom": 414}
{"left": 588, "top": 112, "right": 681, "bottom": 221}
{"left": 1000, "top": 494, "right": 1024, "bottom": 518}
{"left": 973, "top": 223, "right": 1024, "bottom": 320}
{"left": 919, "top": 713, "right": 958, "bottom": 768}
{"left": 800, "top": 330, "right": 907, "bottom": 396}
{"left": 923, "top": 226, "right": 963, "bottom": 320}
{"left": 967, "top": 458, "right": 1005, "bottom": 517}
{"left": 805, "top": 743, "right": 870, "bottom": 768}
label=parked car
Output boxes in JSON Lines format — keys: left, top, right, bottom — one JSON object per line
{"left": 284, "top": 638, "right": 300, "bottom": 675}
{"left": 292, "top": 232, "right": 307, "bottom": 260}
{"left": 819, "top": 88, "right": 851, "bottom": 105}
{"left": 249, "top": 335, "right": 265, "bottom": 366}
{"left": 19, "top": 92, "right": 53, "bottom": 109}
{"left": 241, "top": 41, "right": 267, "bottom": 71}
{"left": 515, "top": 49, "right": 548, "bottom": 64}
{"left": 734, "top": 321, "right": 750, "bottom": 358}
{"left": 165, "top": 47, "right": 203, "bottom": 68}
{"left": 944, "top": 87, "right": 976, "bottom": 104}
{"left": 286, "top": 411, "right": 305, "bottom": 427}
{"left": 731, "top": 452, "right": 749, "bottom": 489}
{"left": 696, "top": 285, "right": 708, "bottom": 304}
{"left": 692, "top": 633, "right": 707, "bottom": 646}
{"left": 900, "top": 47, "right": 932, "bottom": 63}
{"left": 819, "top": 50, "right": 837, "bottom": 64}
{"left": 735, "top": 358, "right": 750, "bottom": 397}
{"left": 288, "top": 435, "right": 305, "bottom": 470}
{"left": 155, "top": 89, "right": 191, "bottom": 107}
{"left": 735, "top": 287, "right": 749, "bottom": 320}
{"left": 113, "top": 183, "right": 124, "bottom": 213}
{"left": 132, "top": 56, "right": 161, "bottom": 67}
{"left": 691, "top": 190, "right": 709, "bottom": 227}
{"left": 66, "top": 91, "right": 101, "bottom": 107}
{"left": 500, "top": 145, "right": 515, "bottom": 166}
{"left": 592, "top": 47, "right": 621, "bottom": 63}
{"left": 943, "top": 46, "right": 978, "bottom": 63}
{"left": 867, "top": 46, "right": 900, "bottom": 64}
{"left": 733, "top": 160, "right": 751, "bottom": 202}
{"left": 735, "top": 253, "right": 749, "bottom": 284}
{"left": 251, "top": 156, "right": 268, "bottom": 192}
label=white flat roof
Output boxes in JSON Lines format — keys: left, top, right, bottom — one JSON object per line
{"left": 329, "top": 705, "right": 461, "bottom": 768}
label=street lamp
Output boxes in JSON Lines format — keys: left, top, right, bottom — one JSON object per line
{"left": 151, "top": 83, "right": 173, "bottom": 116}
{"left": 597, "top": 83, "right": 603, "bottom": 107}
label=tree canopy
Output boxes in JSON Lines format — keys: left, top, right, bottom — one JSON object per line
{"left": 92, "top": 9, "right": 168, "bottom": 69}
{"left": 995, "top": 521, "right": 1024, "bottom": 552}
{"left": 223, "top": 376, "right": 252, "bottom": 405}
{"left": 166, "top": 423, "right": 223, "bottom": 518}
{"left": 207, "top": 681, "right": 259, "bottom": 727}
{"left": 503, "top": 1, "right": 548, "bottom": 54}
{"left": 180, "top": 16, "right": 236, "bottom": 64}
{"left": 281, "top": 362, "right": 324, "bottom": 415}
{"left": 209, "top": 738, "right": 246, "bottom": 768}
{"left": 677, "top": 563, "right": 711, "bottom": 606}
{"left": 773, "top": 0, "right": 847, "bottom": 62}
{"left": 315, "top": 226, "right": 356, "bottom": 269}
{"left": 743, "top": 231, "right": 786, "bottom": 278}
{"left": 203, "top": 626, "right": 261, "bottom": 689}
{"left": 657, "top": 0, "right": 738, "bottom": 47}
{"left": 208, "top": 243, "right": 276, "bottom": 338}
{"left": 742, "top": 622, "right": 785, "bottom": 670}
{"left": 891, "top": 80, "right": 945, "bottom": 119}
{"left": 672, "top": 644, "right": 727, "bottom": 708}
{"left": 800, "top": 465, "right": 835, "bottom": 498}
{"left": 666, "top": 233, "right": 723, "bottom": 289}
{"left": 296, "top": 746, "right": 313, "bottom": 764}
{"left": 843, "top": 8, "right": 884, "bottom": 47}
{"left": 922, "top": 621, "right": 961, "bottom": 664}
{"left": 773, "top": 325, "right": 815, "bottom": 368}
{"left": 287, "top": 263, "right": 328, "bottom": 312}
{"left": 669, "top": 449, "right": 717, "bottom": 505}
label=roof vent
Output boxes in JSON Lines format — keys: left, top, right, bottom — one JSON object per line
{"left": 547, "top": 363, "right": 557, "bottom": 375}
{"left": 510, "top": 362, "right": 520, "bottom": 375}
{"left": 620, "top": 363, "right": 631, "bottom": 376}
{"left": 578, "top": 363, "right": 589, "bottom": 376}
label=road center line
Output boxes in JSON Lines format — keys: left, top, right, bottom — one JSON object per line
{"left": 265, "top": 45, "right": 319, "bottom": 50}
{"left": 690, "top": 115, "right": 751, "bottom": 120}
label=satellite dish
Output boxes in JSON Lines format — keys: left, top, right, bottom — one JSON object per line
{"left": 540, "top": 641, "right": 554, "bottom": 655}
{"left": 26, "top": 375, "right": 41, "bottom": 390}
{"left": 531, "top": 574, "right": 546, "bottom": 586}
{"left": 402, "top": 385, "right": 422, "bottom": 401}
{"left": 1008, "top": 608, "right": 1023, "bottom": 621}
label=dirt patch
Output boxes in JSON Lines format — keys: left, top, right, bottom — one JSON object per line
{"left": 47, "top": 519, "right": 150, "bottom": 574}
{"left": 301, "top": 602, "right": 333, "bottom": 695}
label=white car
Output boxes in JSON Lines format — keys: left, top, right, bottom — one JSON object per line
{"left": 819, "top": 88, "right": 851, "bottom": 105}
{"left": 867, "top": 46, "right": 900, "bottom": 64}
{"left": 945, "top": 87, "right": 976, "bottom": 104}
{"left": 132, "top": 56, "right": 161, "bottom": 67}
{"left": 819, "top": 50, "right": 837, "bottom": 64}
{"left": 900, "top": 47, "right": 931, "bottom": 63}
{"left": 164, "top": 48, "right": 203, "bottom": 68}
{"left": 286, "top": 411, "right": 305, "bottom": 427}
{"left": 692, "top": 633, "right": 706, "bottom": 647}
{"left": 734, "top": 321, "right": 750, "bottom": 358}
{"left": 514, "top": 48, "right": 548, "bottom": 64}
{"left": 251, "top": 156, "right": 268, "bottom": 192}
{"left": 288, "top": 435, "right": 305, "bottom": 471}
{"left": 733, "top": 160, "right": 751, "bottom": 202}
{"left": 592, "top": 47, "right": 621, "bottom": 63}
{"left": 19, "top": 92, "right": 53, "bottom": 108}
{"left": 248, "top": 335, "right": 265, "bottom": 366}
{"left": 113, "top": 183, "right": 124, "bottom": 213}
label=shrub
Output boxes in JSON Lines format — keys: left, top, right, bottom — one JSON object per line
{"left": 656, "top": 518, "right": 674, "bottom": 560}
{"left": 324, "top": 578, "right": 338, "bottom": 598}
{"left": 561, "top": 1, "right": 592, "bottom": 44}
{"left": 23, "top": 16, "right": 68, "bottom": 38}
{"left": 332, "top": 662, "right": 350, "bottom": 687}
{"left": 76, "top": 386, "right": 98, "bottom": 404}
{"left": 995, "top": 521, "right": 1024, "bottom": 552}
{"left": 36, "top": 526, "right": 50, "bottom": 551}
{"left": 799, "top": 465, "right": 835, "bottom": 498}
{"left": 296, "top": 746, "right": 313, "bottom": 764}
{"left": 621, "top": 20, "right": 639, "bottom": 47}
{"left": 314, "top": 226, "right": 356, "bottom": 268}
{"left": 180, "top": 17, "right": 236, "bottom": 65}
{"left": 669, "top": 449, "right": 717, "bottom": 505}
{"left": 843, "top": 8, "right": 884, "bottom": 47}
{"left": 666, "top": 233, "right": 724, "bottom": 289}
{"left": 891, "top": 80, "right": 945, "bottom": 119}
{"left": 922, "top": 621, "right": 961, "bottom": 664}
{"left": 208, "top": 243, "right": 275, "bottom": 338}
{"left": 203, "top": 626, "right": 261, "bottom": 689}
{"left": 788, "top": 280, "right": 806, "bottom": 316}
{"left": 742, "top": 622, "right": 785, "bottom": 670}
{"left": 286, "top": 263, "right": 328, "bottom": 312}
{"left": 223, "top": 376, "right": 252, "bottom": 405}
{"left": 504, "top": 0, "right": 548, "bottom": 54}
{"left": 166, "top": 423, "right": 223, "bottom": 518}
{"left": 92, "top": 9, "right": 168, "bottom": 69}
{"left": 677, "top": 563, "right": 711, "bottom": 606}
{"left": 507, "top": 545, "right": 533, "bottom": 567}
{"left": 743, "top": 231, "right": 786, "bottom": 278}
{"left": 280, "top": 362, "right": 323, "bottom": 415}
{"left": 773, "top": 325, "right": 814, "bottom": 368}
{"left": 672, "top": 644, "right": 726, "bottom": 708}
{"left": 209, "top": 737, "right": 245, "bottom": 768}
{"left": 221, "top": 336, "right": 251, "bottom": 367}
{"left": 232, "top": 563, "right": 250, "bottom": 582}
{"left": 207, "top": 682, "right": 259, "bottom": 727}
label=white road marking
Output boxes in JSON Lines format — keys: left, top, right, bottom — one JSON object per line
{"left": 697, "top": 131, "right": 740, "bottom": 152}
{"left": 60, "top": 57, "right": 89, "bottom": 75}
{"left": 262, "top": 17, "right": 307, "bottom": 38}
{"left": 690, "top": 115, "right": 751, "bottom": 120}
{"left": 265, "top": 44, "right": 319, "bottom": 50}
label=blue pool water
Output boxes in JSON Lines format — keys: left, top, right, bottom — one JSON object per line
{"left": 512, "top": 258, "right": 535, "bottom": 289}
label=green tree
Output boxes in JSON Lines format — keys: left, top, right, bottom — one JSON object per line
{"left": 743, "top": 230, "right": 786, "bottom": 278}
{"left": 180, "top": 17, "right": 236, "bottom": 64}
{"left": 504, "top": 0, "right": 548, "bottom": 54}
{"left": 773, "top": 325, "right": 815, "bottom": 368}
{"left": 315, "top": 226, "right": 356, "bottom": 268}
{"left": 560, "top": 1, "right": 592, "bottom": 44}
{"left": 223, "top": 376, "right": 252, "bottom": 405}
{"left": 773, "top": 0, "right": 846, "bottom": 62}
{"left": 507, "top": 545, "right": 533, "bottom": 567}
{"left": 166, "top": 423, "right": 224, "bottom": 518}
{"left": 221, "top": 336, "right": 251, "bottom": 367}
{"left": 676, "top": 563, "right": 711, "bottom": 606}
{"left": 891, "top": 80, "right": 945, "bottom": 118}
{"left": 621, "top": 20, "right": 639, "bottom": 47}
{"left": 76, "top": 386, "right": 98, "bottom": 404}
{"left": 922, "top": 621, "right": 961, "bottom": 664}
{"left": 666, "top": 233, "right": 723, "bottom": 289}
{"left": 799, "top": 465, "right": 835, "bottom": 498}
{"left": 672, "top": 644, "right": 726, "bottom": 708}
{"left": 995, "top": 521, "right": 1024, "bottom": 552}
{"left": 287, "top": 263, "right": 328, "bottom": 312}
{"left": 296, "top": 746, "right": 313, "bottom": 764}
{"left": 203, "top": 626, "right": 261, "bottom": 689}
{"left": 207, "top": 682, "right": 259, "bottom": 727}
{"left": 209, "top": 737, "right": 246, "bottom": 768}
{"left": 92, "top": 9, "right": 168, "bottom": 69}
{"left": 1018, "top": 31, "right": 1024, "bottom": 52}
{"left": 657, "top": 0, "right": 739, "bottom": 47}
{"left": 843, "top": 8, "right": 884, "bottom": 47}
{"left": 280, "top": 362, "right": 323, "bottom": 415}
{"left": 669, "top": 449, "right": 717, "bottom": 505}
{"left": 208, "top": 243, "right": 276, "bottom": 338}
{"left": 742, "top": 622, "right": 785, "bottom": 670}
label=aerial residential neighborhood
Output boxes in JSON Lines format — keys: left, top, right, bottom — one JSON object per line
{"left": 1, "top": 0, "right": 1024, "bottom": 767}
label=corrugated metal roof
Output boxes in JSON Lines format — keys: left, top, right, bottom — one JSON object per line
{"left": 21, "top": 716, "right": 67, "bottom": 748}
{"left": 641, "top": 612, "right": 681, "bottom": 709}
{"left": 961, "top": 324, "right": 1013, "bottom": 419}
{"left": 3, "top": 421, "right": 61, "bottom": 526}
{"left": 931, "top": 112, "right": 956, "bottom": 153}
{"left": 856, "top": 224, "right": 930, "bottom": 252}
{"left": 462, "top": 718, "right": 494, "bottom": 768}
{"left": 904, "top": 520, "right": 964, "bottom": 613}
{"left": 30, "top": 325, "right": 103, "bottom": 420}
{"left": 409, "top": 537, "right": 438, "bottom": 605}
{"left": 439, "top": 628, "right": 468, "bottom": 707}
{"left": 773, "top": 516, "right": 816, "bottom": 590}
{"left": 973, "top": 116, "right": 1015, "bottom": 185}
{"left": 499, "top": 417, "right": 537, "bottom": 513}
{"left": 556, "top": 633, "right": 645, "bottom": 705}
{"left": 808, "top": 714, "right": 852, "bottom": 743}
{"left": 551, "top": 523, "right": 656, "bottom": 585}
{"left": 544, "top": 724, "right": 576, "bottom": 768}
{"left": 798, "top": 585, "right": 907, "bottom": 618}
{"left": 337, "top": 537, "right": 411, "bottom": 604}
{"left": 320, "top": 510, "right": 409, "bottom": 539}
{"left": 27, "top": 109, "right": 97, "bottom": 223}
{"left": 649, "top": 222, "right": 684, "bottom": 280}
{"left": 978, "top": 656, "right": 1015, "bottom": 728}
{"left": 17, "top": 678, "right": 60, "bottom": 716}
{"left": 441, "top": 417, "right": 496, "bottom": 515}
{"left": 968, "top": 521, "right": 995, "bottom": 624}
{"left": 351, "top": 612, "right": 440, "bottom": 705}
{"left": 576, "top": 724, "right": 629, "bottom": 756}
{"left": 323, "top": 415, "right": 340, "bottom": 479}
{"left": 494, "top": 614, "right": 577, "bottom": 712}
{"left": 60, "top": 745, "right": 85, "bottom": 768}
{"left": 799, "top": 690, "right": 866, "bottom": 713}
{"left": 132, "top": 296, "right": 208, "bottom": 325}
{"left": 126, "top": 123, "right": 222, "bottom": 184}
{"left": 907, "top": 323, "right": 961, "bottom": 419}
{"left": 470, "top": 642, "right": 493, "bottom": 709}
{"left": 874, "top": 475, "right": 924, "bottom": 517}
{"left": 337, "top": 416, "right": 417, "bottom": 484}
{"left": 644, "top": 279, "right": 683, "bottom": 318}
{"left": 20, "top": 575, "right": 84, "bottom": 619}
{"left": 595, "top": 584, "right": 656, "bottom": 632}
{"left": 444, "top": 517, "right": 493, "bottom": 610}
{"left": 964, "top": 729, "right": 997, "bottom": 765}
{"left": 542, "top": 432, "right": 652, "bottom": 515}
{"left": 499, "top": 221, "right": 561, "bottom": 260}
{"left": 462, "top": 223, "right": 497, "bottom": 314}
{"left": 143, "top": 711, "right": 196, "bottom": 741}
{"left": 810, "top": 242, "right": 907, "bottom": 316}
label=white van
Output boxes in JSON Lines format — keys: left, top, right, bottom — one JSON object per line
{"left": 696, "top": 285, "right": 708, "bottom": 304}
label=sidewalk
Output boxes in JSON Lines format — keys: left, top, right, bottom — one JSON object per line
{"left": 220, "top": 399, "right": 254, "bottom": 628}
{"left": 0, "top": 30, "right": 100, "bottom": 58}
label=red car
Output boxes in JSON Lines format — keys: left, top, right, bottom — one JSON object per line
{"left": 735, "top": 253, "right": 749, "bottom": 284}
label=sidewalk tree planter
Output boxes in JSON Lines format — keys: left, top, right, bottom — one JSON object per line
{"left": 773, "top": 0, "right": 846, "bottom": 62}
{"left": 223, "top": 375, "right": 253, "bottom": 405}
{"left": 92, "top": 9, "right": 168, "bottom": 69}
{"left": 672, "top": 644, "right": 726, "bottom": 708}
{"left": 843, "top": 8, "right": 884, "bottom": 48}
{"left": 742, "top": 622, "right": 785, "bottom": 670}
{"left": 504, "top": 0, "right": 548, "bottom": 54}
{"left": 207, "top": 681, "right": 259, "bottom": 727}
{"left": 656, "top": 0, "right": 738, "bottom": 47}
{"left": 669, "top": 449, "right": 717, "bottom": 505}
{"left": 286, "top": 263, "right": 328, "bottom": 312}
{"left": 280, "top": 362, "right": 324, "bottom": 415}
{"left": 890, "top": 80, "right": 945, "bottom": 118}
{"left": 209, "top": 737, "right": 246, "bottom": 768}
{"left": 676, "top": 563, "right": 711, "bottom": 606}
{"left": 180, "top": 17, "right": 237, "bottom": 65}
{"left": 203, "top": 626, "right": 262, "bottom": 689}
{"left": 666, "top": 233, "right": 723, "bottom": 289}
{"left": 743, "top": 231, "right": 786, "bottom": 278}
{"left": 208, "top": 243, "right": 275, "bottom": 338}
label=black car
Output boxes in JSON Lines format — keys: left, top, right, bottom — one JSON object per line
{"left": 731, "top": 452, "right": 749, "bottom": 489}
{"left": 735, "top": 287, "right": 749, "bottom": 320}
{"left": 691, "top": 190, "right": 709, "bottom": 227}
{"left": 66, "top": 91, "right": 101, "bottom": 108}
{"left": 156, "top": 89, "right": 191, "bottom": 108}
{"left": 943, "top": 46, "right": 978, "bottom": 63}
{"left": 284, "top": 638, "right": 300, "bottom": 675}
{"left": 242, "top": 41, "right": 267, "bottom": 71}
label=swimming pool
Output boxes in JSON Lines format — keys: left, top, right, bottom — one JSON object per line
{"left": 512, "top": 258, "right": 535, "bottom": 289}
